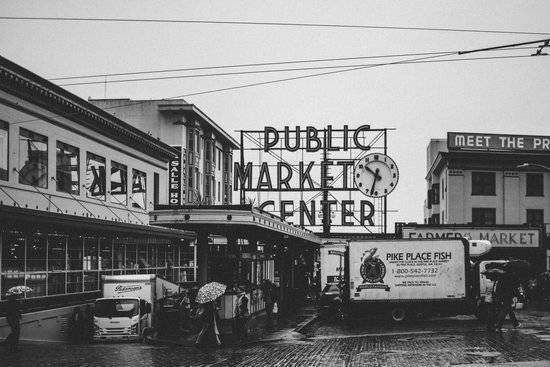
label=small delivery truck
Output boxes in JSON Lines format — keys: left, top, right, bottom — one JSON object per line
{"left": 93, "top": 274, "right": 180, "bottom": 341}
{"left": 346, "top": 238, "right": 472, "bottom": 321}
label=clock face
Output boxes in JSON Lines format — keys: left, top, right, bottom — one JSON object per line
{"left": 353, "top": 153, "right": 399, "bottom": 198}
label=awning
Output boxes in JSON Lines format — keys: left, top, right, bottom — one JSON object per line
{"left": 151, "top": 204, "right": 322, "bottom": 246}
{"left": 0, "top": 204, "right": 195, "bottom": 240}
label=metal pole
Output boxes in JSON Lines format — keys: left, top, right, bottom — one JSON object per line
{"left": 383, "top": 129, "right": 388, "bottom": 234}
{"left": 240, "top": 130, "right": 245, "bottom": 205}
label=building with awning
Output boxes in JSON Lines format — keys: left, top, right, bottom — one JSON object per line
{"left": 151, "top": 204, "right": 322, "bottom": 317}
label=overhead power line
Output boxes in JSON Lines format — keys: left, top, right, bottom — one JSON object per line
{"left": 1, "top": 16, "right": 549, "bottom": 36}
{"left": 58, "top": 54, "right": 543, "bottom": 87}
{"left": 50, "top": 46, "right": 536, "bottom": 81}
{"left": 9, "top": 38, "right": 548, "bottom": 126}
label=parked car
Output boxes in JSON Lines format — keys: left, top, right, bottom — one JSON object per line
{"left": 319, "top": 283, "right": 343, "bottom": 319}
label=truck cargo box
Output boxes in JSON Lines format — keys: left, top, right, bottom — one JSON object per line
{"left": 348, "top": 238, "right": 469, "bottom": 303}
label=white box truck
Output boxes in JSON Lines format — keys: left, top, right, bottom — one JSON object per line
{"left": 347, "top": 238, "right": 472, "bottom": 321}
{"left": 93, "top": 274, "right": 180, "bottom": 341}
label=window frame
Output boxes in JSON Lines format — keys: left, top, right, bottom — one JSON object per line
{"left": 472, "top": 207, "right": 496, "bottom": 225}
{"left": 526, "top": 173, "right": 544, "bottom": 197}
{"left": 56, "top": 140, "right": 80, "bottom": 195}
{"left": 471, "top": 171, "right": 496, "bottom": 196}
{"left": 18, "top": 127, "right": 48, "bottom": 189}
{"left": 0, "top": 120, "right": 8, "bottom": 181}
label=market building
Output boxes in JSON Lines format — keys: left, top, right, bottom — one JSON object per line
{"left": 0, "top": 55, "right": 196, "bottom": 340}
{"left": 414, "top": 132, "right": 550, "bottom": 270}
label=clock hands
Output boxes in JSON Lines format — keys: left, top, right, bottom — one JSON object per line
{"left": 364, "top": 166, "right": 382, "bottom": 181}
{"left": 370, "top": 168, "right": 380, "bottom": 195}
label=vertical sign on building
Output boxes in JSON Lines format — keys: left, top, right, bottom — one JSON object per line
{"left": 169, "top": 146, "right": 182, "bottom": 205}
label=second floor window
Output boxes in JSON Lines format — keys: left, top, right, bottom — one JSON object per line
{"left": 526, "top": 173, "right": 543, "bottom": 197}
{"left": 432, "top": 183, "right": 440, "bottom": 205}
{"left": 131, "top": 169, "right": 147, "bottom": 210}
{"left": 472, "top": 207, "right": 496, "bottom": 225}
{"left": 472, "top": 172, "right": 495, "bottom": 196}
{"left": 85, "top": 152, "right": 106, "bottom": 200}
{"left": 56, "top": 141, "right": 80, "bottom": 194}
{"left": 110, "top": 161, "right": 128, "bottom": 205}
{"left": 0, "top": 121, "right": 9, "bottom": 181}
{"left": 19, "top": 128, "right": 48, "bottom": 188}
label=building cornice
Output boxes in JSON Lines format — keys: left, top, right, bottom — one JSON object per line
{"left": 0, "top": 55, "right": 179, "bottom": 162}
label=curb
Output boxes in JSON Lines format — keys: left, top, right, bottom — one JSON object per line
{"left": 294, "top": 313, "right": 319, "bottom": 334}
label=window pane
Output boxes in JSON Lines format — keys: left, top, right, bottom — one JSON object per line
{"left": 0, "top": 121, "right": 8, "bottom": 181}
{"left": 26, "top": 273, "right": 47, "bottom": 298}
{"left": 19, "top": 128, "right": 48, "bottom": 188}
{"left": 27, "top": 234, "right": 47, "bottom": 272}
{"left": 137, "top": 243, "right": 147, "bottom": 268}
{"left": 56, "top": 141, "right": 79, "bottom": 194}
{"left": 85, "top": 152, "right": 106, "bottom": 200}
{"left": 472, "top": 208, "right": 496, "bottom": 225}
{"left": 48, "top": 273, "right": 66, "bottom": 295}
{"left": 68, "top": 236, "right": 83, "bottom": 271}
{"left": 84, "top": 238, "right": 98, "bottom": 270}
{"left": 99, "top": 238, "right": 112, "bottom": 270}
{"left": 526, "top": 209, "right": 544, "bottom": 225}
{"left": 526, "top": 173, "right": 544, "bottom": 197}
{"left": 110, "top": 161, "right": 128, "bottom": 205}
{"left": 148, "top": 244, "right": 157, "bottom": 268}
{"left": 114, "top": 243, "right": 125, "bottom": 269}
{"left": 48, "top": 235, "right": 66, "bottom": 271}
{"left": 84, "top": 272, "right": 99, "bottom": 291}
{"left": 1, "top": 273, "right": 25, "bottom": 300}
{"left": 125, "top": 244, "right": 137, "bottom": 269}
{"left": 67, "top": 272, "right": 83, "bottom": 293}
{"left": 131, "top": 169, "right": 147, "bottom": 209}
{"left": 2, "top": 231, "right": 25, "bottom": 272}
{"left": 472, "top": 172, "right": 495, "bottom": 196}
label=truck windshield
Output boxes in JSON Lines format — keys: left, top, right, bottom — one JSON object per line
{"left": 95, "top": 299, "right": 139, "bottom": 318}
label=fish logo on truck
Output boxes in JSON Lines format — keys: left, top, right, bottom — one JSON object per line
{"left": 114, "top": 285, "right": 142, "bottom": 294}
{"left": 357, "top": 248, "right": 390, "bottom": 292}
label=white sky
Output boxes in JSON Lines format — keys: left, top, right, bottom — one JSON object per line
{"left": 1, "top": 1, "right": 549, "bottom": 230}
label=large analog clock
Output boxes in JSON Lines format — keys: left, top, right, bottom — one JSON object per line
{"left": 353, "top": 153, "right": 399, "bottom": 198}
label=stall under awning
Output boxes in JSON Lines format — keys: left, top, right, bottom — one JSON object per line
{"left": 151, "top": 204, "right": 322, "bottom": 247}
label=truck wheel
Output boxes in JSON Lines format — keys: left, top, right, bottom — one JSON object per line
{"left": 141, "top": 327, "right": 154, "bottom": 343}
{"left": 391, "top": 307, "right": 407, "bottom": 322}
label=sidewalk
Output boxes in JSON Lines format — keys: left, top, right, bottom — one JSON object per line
{"left": 149, "top": 303, "right": 319, "bottom": 348}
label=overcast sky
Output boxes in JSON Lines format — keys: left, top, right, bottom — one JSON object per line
{"left": 1, "top": 1, "right": 549, "bottom": 230}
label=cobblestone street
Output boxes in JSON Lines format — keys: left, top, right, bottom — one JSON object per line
{"left": 3, "top": 307, "right": 550, "bottom": 366}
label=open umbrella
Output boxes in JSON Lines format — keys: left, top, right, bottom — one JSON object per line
{"left": 7, "top": 285, "right": 33, "bottom": 296}
{"left": 195, "top": 282, "right": 227, "bottom": 304}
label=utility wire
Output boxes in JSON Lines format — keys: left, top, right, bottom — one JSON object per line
{"left": 1, "top": 16, "right": 549, "bottom": 36}
{"left": 58, "top": 54, "right": 543, "bottom": 87}
{"left": 48, "top": 46, "right": 537, "bottom": 81}
{"left": 9, "top": 37, "right": 548, "bottom": 125}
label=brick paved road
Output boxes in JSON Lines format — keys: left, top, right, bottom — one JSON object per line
{"left": 3, "top": 309, "right": 550, "bottom": 366}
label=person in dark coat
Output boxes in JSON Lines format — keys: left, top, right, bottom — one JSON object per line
{"left": 234, "top": 293, "right": 250, "bottom": 343}
{"left": 261, "top": 280, "right": 277, "bottom": 330}
{"left": 68, "top": 307, "right": 85, "bottom": 344}
{"left": 494, "top": 276, "right": 520, "bottom": 331}
{"left": 194, "top": 301, "right": 221, "bottom": 348}
{"left": 4, "top": 294, "right": 22, "bottom": 352}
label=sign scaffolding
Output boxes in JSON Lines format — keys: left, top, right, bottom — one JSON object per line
{"left": 234, "top": 125, "right": 393, "bottom": 235}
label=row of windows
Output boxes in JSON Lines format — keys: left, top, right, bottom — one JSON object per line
{"left": 0, "top": 125, "right": 148, "bottom": 209}
{"left": 429, "top": 208, "right": 544, "bottom": 225}
{"left": 0, "top": 231, "right": 196, "bottom": 299}
{"left": 471, "top": 172, "right": 544, "bottom": 197}
{"left": 471, "top": 208, "right": 544, "bottom": 226}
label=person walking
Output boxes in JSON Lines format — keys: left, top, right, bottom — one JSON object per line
{"left": 261, "top": 280, "right": 276, "bottom": 330}
{"left": 494, "top": 276, "right": 521, "bottom": 331}
{"left": 195, "top": 301, "right": 221, "bottom": 348}
{"left": 234, "top": 293, "right": 250, "bottom": 343}
{"left": 4, "top": 294, "right": 22, "bottom": 352}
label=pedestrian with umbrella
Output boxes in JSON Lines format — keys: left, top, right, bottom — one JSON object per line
{"left": 494, "top": 260, "right": 531, "bottom": 331}
{"left": 194, "top": 282, "right": 226, "bottom": 348}
{"left": 3, "top": 286, "right": 31, "bottom": 352}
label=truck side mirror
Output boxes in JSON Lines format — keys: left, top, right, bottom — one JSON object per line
{"left": 145, "top": 302, "right": 152, "bottom": 314}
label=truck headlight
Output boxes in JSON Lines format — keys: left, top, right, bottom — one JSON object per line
{"left": 130, "top": 323, "right": 138, "bottom": 333}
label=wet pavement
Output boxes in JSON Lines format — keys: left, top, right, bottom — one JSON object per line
{"left": 3, "top": 306, "right": 550, "bottom": 366}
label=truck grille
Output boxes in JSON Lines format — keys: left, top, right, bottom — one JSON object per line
{"left": 105, "top": 327, "right": 127, "bottom": 334}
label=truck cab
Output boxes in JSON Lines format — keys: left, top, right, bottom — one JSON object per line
{"left": 93, "top": 297, "right": 152, "bottom": 341}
